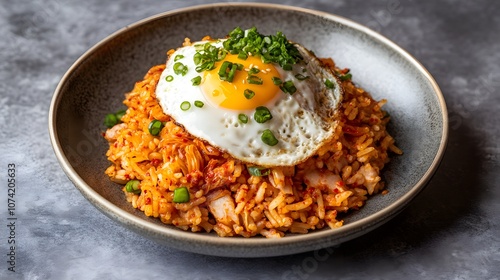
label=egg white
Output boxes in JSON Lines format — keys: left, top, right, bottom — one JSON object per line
{"left": 155, "top": 39, "right": 342, "bottom": 167}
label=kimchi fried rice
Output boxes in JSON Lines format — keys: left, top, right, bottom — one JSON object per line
{"left": 103, "top": 38, "right": 402, "bottom": 238}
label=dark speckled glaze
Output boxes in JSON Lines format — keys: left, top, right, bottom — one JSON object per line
{"left": 49, "top": 3, "right": 447, "bottom": 257}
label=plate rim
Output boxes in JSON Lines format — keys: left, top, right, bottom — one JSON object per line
{"left": 48, "top": 2, "right": 449, "bottom": 256}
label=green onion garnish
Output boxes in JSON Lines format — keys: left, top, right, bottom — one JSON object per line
{"left": 194, "top": 100, "right": 204, "bottom": 108}
{"left": 261, "top": 129, "right": 279, "bottom": 146}
{"left": 280, "top": 80, "right": 297, "bottom": 95}
{"left": 247, "top": 75, "right": 263, "bottom": 85}
{"left": 191, "top": 76, "right": 202, "bottom": 86}
{"left": 104, "top": 109, "right": 127, "bottom": 128}
{"left": 173, "top": 186, "right": 190, "bottom": 203}
{"left": 324, "top": 79, "right": 335, "bottom": 89}
{"left": 282, "top": 64, "right": 292, "bottom": 71}
{"left": 254, "top": 106, "right": 273, "bottom": 123}
{"left": 180, "top": 101, "right": 191, "bottom": 111}
{"left": 125, "top": 180, "right": 141, "bottom": 194}
{"left": 295, "top": 74, "right": 309, "bottom": 80}
{"left": 244, "top": 89, "right": 255, "bottom": 99}
{"left": 174, "top": 54, "right": 185, "bottom": 61}
{"left": 248, "top": 67, "right": 260, "bottom": 75}
{"left": 193, "top": 42, "right": 227, "bottom": 72}
{"left": 104, "top": 114, "right": 118, "bottom": 128}
{"left": 218, "top": 61, "right": 231, "bottom": 78}
{"left": 148, "top": 119, "right": 164, "bottom": 136}
{"left": 247, "top": 166, "right": 271, "bottom": 177}
{"left": 238, "top": 51, "right": 248, "bottom": 60}
{"left": 193, "top": 52, "right": 202, "bottom": 65}
{"left": 165, "top": 75, "right": 174, "bottom": 82}
{"left": 339, "top": 73, "right": 352, "bottom": 81}
{"left": 195, "top": 61, "right": 215, "bottom": 73}
{"left": 223, "top": 27, "right": 303, "bottom": 69}
{"left": 238, "top": 114, "right": 249, "bottom": 124}
{"left": 227, "top": 64, "right": 238, "bottom": 82}
{"left": 173, "top": 62, "right": 188, "bottom": 76}
{"left": 218, "top": 61, "right": 239, "bottom": 82}
{"left": 272, "top": 77, "right": 283, "bottom": 85}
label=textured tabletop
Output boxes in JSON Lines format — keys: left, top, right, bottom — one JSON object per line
{"left": 1, "top": 0, "right": 499, "bottom": 279}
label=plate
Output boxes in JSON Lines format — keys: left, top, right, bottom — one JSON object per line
{"left": 49, "top": 3, "right": 448, "bottom": 257}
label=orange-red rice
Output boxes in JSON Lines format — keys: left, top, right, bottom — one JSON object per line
{"left": 103, "top": 49, "right": 401, "bottom": 238}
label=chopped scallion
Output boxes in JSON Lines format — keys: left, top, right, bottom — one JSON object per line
{"left": 191, "top": 76, "right": 202, "bottom": 86}
{"left": 295, "top": 74, "right": 309, "bottom": 80}
{"left": 244, "top": 89, "right": 255, "bottom": 99}
{"left": 125, "top": 180, "right": 141, "bottom": 194}
{"left": 248, "top": 67, "right": 260, "bottom": 75}
{"left": 104, "top": 109, "right": 126, "bottom": 128}
{"left": 247, "top": 166, "right": 270, "bottom": 177}
{"left": 227, "top": 63, "right": 238, "bottom": 82}
{"left": 173, "top": 186, "right": 190, "bottom": 203}
{"left": 223, "top": 27, "right": 303, "bottom": 69}
{"left": 218, "top": 61, "right": 231, "bottom": 79}
{"left": 173, "top": 62, "right": 188, "bottom": 76}
{"left": 165, "top": 75, "right": 174, "bottom": 82}
{"left": 180, "top": 101, "right": 191, "bottom": 111}
{"left": 247, "top": 75, "right": 263, "bottom": 85}
{"left": 104, "top": 114, "right": 118, "bottom": 128}
{"left": 193, "top": 52, "right": 202, "bottom": 65}
{"left": 261, "top": 129, "right": 279, "bottom": 146}
{"left": 195, "top": 61, "right": 215, "bottom": 73}
{"left": 193, "top": 43, "right": 226, "bottom": 73}
{"left": 272, "top": 77, "right": 283, "bottom": 85}
{"left": 148, "top": 119, "right": 164, "bottom": 136}
{"left": 174, "top": 54, "right": 185, "bottom": 61}
{"left": 238, "top": 114, "right": 249, "bottom": 124}
{"left": 238, "top": 51, "right": 248, "bottom": 60}
{"left": 280, "top": 80, "right": 297, "bottom": 95}
{"left": 282, "top": 64, "right": 292, "bottom": 71}
{"left": 194, "top": 100, "right": 204, "bottom": 108}
{"left": 339, "top": 73, "right": 352, "bottom": 81}
{"left": 254, "top": 106, "right": 272, "bottom": 123}
{"left": 324, "top": 79, "right": 335, "bottom": 89}
{"left": 218, "top": 61, "right": 239, "bottom": 82}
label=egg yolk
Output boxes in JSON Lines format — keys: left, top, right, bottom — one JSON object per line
{"left": 201, "top": 54, "right": 281, "bottom": 110}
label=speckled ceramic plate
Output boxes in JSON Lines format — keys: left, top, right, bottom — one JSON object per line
{"left": 49, "top": 3, "right": 447, "bottom": 257}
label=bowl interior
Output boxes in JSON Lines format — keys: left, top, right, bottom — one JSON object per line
{"left": 50, "top": 3, "right": 447, "bottom": 257}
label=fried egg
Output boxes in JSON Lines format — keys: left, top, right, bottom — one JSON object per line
{"left": 155, "top": 34, "right": 342, "bottom": 167}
